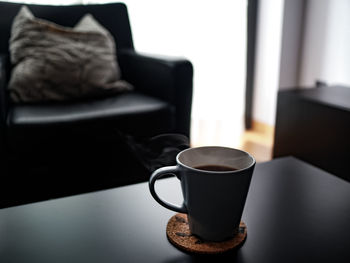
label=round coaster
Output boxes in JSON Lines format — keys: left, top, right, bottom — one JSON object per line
{"left": 166, "top": 213, "right": 247, "bottom": 254}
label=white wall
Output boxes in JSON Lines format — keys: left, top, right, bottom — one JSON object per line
{"left": 254, "top": 0, "right": 350, "bottom": 127}
{"left": 299, "top": 0, "right": 350, "bottom": 87}
{"left": 278, "top": 0, "right": 305, "bottom": 90}
{"left": 252, "top": 0, "right": 284, "bottom": 126}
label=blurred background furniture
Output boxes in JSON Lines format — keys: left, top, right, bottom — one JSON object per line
{"left": 273, "top": 85, "right": 350, "bottom": 182}
{"left": 0, "top": 2, "right": 193, "bottom": 207}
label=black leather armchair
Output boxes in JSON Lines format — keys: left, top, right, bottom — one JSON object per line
{"left": 0, "top": 2, "right": 193, "bottom": 207}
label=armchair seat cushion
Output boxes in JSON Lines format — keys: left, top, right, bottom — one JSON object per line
{"left": 7, "top": 91, "right": 175, "bottom": 136}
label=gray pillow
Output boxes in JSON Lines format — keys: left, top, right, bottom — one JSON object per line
{"left": 8, "top": 6, "right": 133, "bottom": 103}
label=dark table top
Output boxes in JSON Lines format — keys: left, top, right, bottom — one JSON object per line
{"left": 0, "top": 157, "right": 349, "bottom": 263}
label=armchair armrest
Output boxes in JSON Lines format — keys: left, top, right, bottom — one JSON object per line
{"left": 118, "top": 49, "right": 193, "bottom": 137}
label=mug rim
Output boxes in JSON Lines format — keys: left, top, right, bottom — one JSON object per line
{"left": 176, "top": 146, "right": 256, "bottom": 174}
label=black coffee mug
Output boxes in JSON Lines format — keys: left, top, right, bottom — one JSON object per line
{"left": 149, "top": 146, "right": 255, "bottom": 241}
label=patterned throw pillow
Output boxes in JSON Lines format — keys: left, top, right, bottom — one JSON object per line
{"left": 8, "top": 6, "right": 133, "bottom": 103}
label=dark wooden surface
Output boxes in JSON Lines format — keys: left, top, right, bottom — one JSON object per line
{"left": 0, "top": 157, "right": 349, "bottom": 263}
{"left": 273, "top": 86, "right": 350, "bottom": 182}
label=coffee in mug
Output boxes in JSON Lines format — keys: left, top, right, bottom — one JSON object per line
{"left": 193, "top": 164, "right": 238, "bottom": 172}
{"left": 149, "top": 146, "right": 255, "bottom": 241}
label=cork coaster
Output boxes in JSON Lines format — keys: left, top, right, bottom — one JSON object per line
{"left": 166, "top": 213, "right": 247, "bottom": 254}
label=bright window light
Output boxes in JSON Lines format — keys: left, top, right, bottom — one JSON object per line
{"left": 116, "top": 0, "right": 248, "bottom": 147}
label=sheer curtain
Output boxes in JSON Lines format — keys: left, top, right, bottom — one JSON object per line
{"left": 5, "top": 0, "right": 248, "bottom": 147}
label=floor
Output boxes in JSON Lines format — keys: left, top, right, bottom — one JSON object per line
{"left": 239, "top": 123, "right": 274, "bottom": 163}
{"left": 191, "top": 120, "right": 274, "bottom": 163}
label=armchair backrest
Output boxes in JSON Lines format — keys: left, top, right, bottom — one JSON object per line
{"left": 0, "top": 1, "right": 134, "bottom": 56}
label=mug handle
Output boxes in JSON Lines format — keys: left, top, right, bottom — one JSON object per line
{"left": 149, "top": 166, "right": 188, "bottom": 213}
